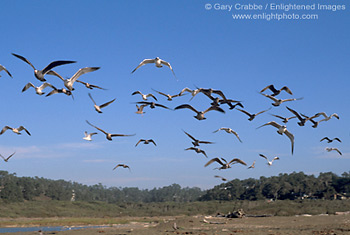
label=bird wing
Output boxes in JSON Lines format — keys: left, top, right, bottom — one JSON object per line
{"left": 40, "top": 82, "right": 55, "bottom": 90}
{"left": 257, "top": 121, "right": 281, "bottom": 130}
{"left": 132, "top": 91, "right": 142, "bottom": 96}
{"left": 5, "top": 152, "right": 16, "bottom": 161}
{"left": 334, "top": 148, "right": 342, "bottom": 155}
{"left": 154, "top": 103, "right": 170, "bottom": 109}
{"left": 286, "top": 106, "right": 303, "bottom": 121}
{"left": 259, "top": 154, "right": 268, "bottom": 160}
{"left": 152, "top": 89, "right": 167, "bottom": 97}
{"left": 86, "top": 120, "right": 107, "bottom": 135}
{"left": 261, "top": 93, "right": 278, "bottom": 102}
{"left": 284, "top": 129, "right": 295, "bottom": 154}
{"left": 256, "top": 107, "right": 271, "bottom": 116}
{"left": 232, "top": 131, "right": 242, "bottom": 143}
{"left": 183, "top": 130, "right": 196, "bottom": 141}
{"left": 88, "top": 93, "right": 97, "bottom": 105}
{"left": 0, "top": 64, "right": 12, "bottom": 77}
{"left": 204, "top": 105, "right": 225, "bottom": 114}
{"left": 200, "top": 150, "right": 208, "bottom": 158}
{"left": 272, "top": 157, "right": 280, "bottom": 162}
{"left": 131, "top": 59, "right": 155, "bottom": 73}
{"left": 12, "top": 53, "right": 36, "bottom": 70}
{"left": 236, "top": 108, "right": 251, "bottom": 117}
{"left": 248, "top": 161, "right": 256, "bottom": 169}
{"left": 260, "top": 84, "right": 275, "bottom": 93}
{"left": 334, "top": 138, "right": 342, "bottom": 143}
{"left": 146, "top": 94, "right": 158, "bottom": 101}
{"left": 42, "top": 60, "right": 76, "bottom": 75}
{"left": 281, "top": 86, "right": 293, "bottom": 95}
{"left": 111, "top": 133, "right": 135, "bottom": 137}
{"left": 18, "top": 126, "right": 31, "bottom": 136}
{"left": 100, "top": 98, "right": 116, "bottom": 108}
{"left": 160, "top": 59, "right": 176, "bottom": 76}
{"left": 46, "top": 70, "right": 65, "bottom": 81}
{"left": 22, "top": 83, "right": 35, "bottom": 92}
{"left": 205, "top": 158, "right": 224, "bottom": 167}
{"left": 70, "top": 67, "right": 100, "bottom": 83}
{"left": 320, "top": 137, "right": 330, "bottom": 142}
{"left": 174, "top": 104, "right": 199, "bottom": 114}
{"left": 229, "top": 158, "right": 247, "bottom": 166}
{"left": 135, "top": 139, "right": 143, "bottom": 147}
{"left": 213, "top": 128, "right": 223, "bottom": 133}
{"left": 149, "top": 139, "right": 157, "bottom": 146}
{"left": 331, "top": 113, "right": 340, "bottom": 119}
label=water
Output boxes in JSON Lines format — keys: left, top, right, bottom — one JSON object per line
{"left": 0, "top": 225, "right": 107, "bottom": 233}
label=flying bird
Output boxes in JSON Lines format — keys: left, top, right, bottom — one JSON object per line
{"left": 204, "top": 157, "right": 247, "bottom": 170}
{"left": 320, "top": 137, "right": 342, "bottom": 143}
{"left": 183, "top": 130, "right": 214, "bottom": 147}
{"left": 213, "top": 127, "right": 242, "bottom": 143}
{"left": 270, "top": 114, "right": 296, "bottom": 123}
{"left": 88, "top": 93, "right": 116, "bottom": 113}
{"left": 0, "top": 126, "right": 31, "bottom": 136}
{"left": 185, "top": 147, "right": 208, "bottom": 158}
{"left": 0, "top": 152, "right": 16, "bottom": 162}
{"left": 83, "top": 131, "right": 98, "bottom": 141}
{"left": 260, "top": 85, "right": 293, "bottom": 97}
{"left": 135, "top": 101, "right": 170, "bottom": 110}
{"left": 12, "top": 53, "right": 76, "bottom": 82}
{"left": 199, "top": 88, "right": 228, "bottom": 101}
{"left": 152, "top": 88, "right": 183, "bottom": 101}
{"left": 86, "top": 120, "right": 135, "bottom": 141}
{"left": 135, "top": 104, "right": 147, "bottom": 115}
{"left": 286, "top": 106, "right": 311, "bottom": 126}
{"left": 325, "top": 147, "right": 342, "bottom": 156}
{"left": 135, "top": 139, "right": 157, "bottom": 147}
{"left": 0, "top": 64, "right": 12, "bottom": 78}
{"left": 257, "top": 121, "right": 294, "bottom": 154}
{"left": 49, "top": 67, "right": 100, "bottom": 91}
{"left": 46, "top": 86, "right": 73, "bottom": 98}
{"left": 76, "top": 80, "right": 106, "bottom": 90}
{"left": 179, "top": 87, "right": 202, "bottom": 101}
{"left": 132, "top": 91, "right": 157, "bottom": 101}
{"left": 113, "top": 164, "right": 131, "bottom": 171}
{"left": 314, "top": 112, "right": 340, "bottom": 123}
{"left": 22, "top": 82, "right": 55, "bottom": 95}
{"left": 248, "top": 161, "right": 256, "bottom": 169}
{"left": 131, "top": 57, "right": 176, "bottom": 78}
{"left": 236, "top": 108, "right": 271, "bottom": 121}
{"left": 259, "top": 154, "right": 280, "bottom": 166}
{"left": 214, "top": 175, "right": 228, "bottom": 181}
{"left": 260, "top": 93, "right": 303, "bottom": 107}
{"left": 174, "top": 104, "right": 225, "bottom": 120}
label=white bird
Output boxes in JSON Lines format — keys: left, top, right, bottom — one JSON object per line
{"left": 12, "top": 53, "right": 76, "bottom": 82}
{"left": 174, "top": 104, "right": 225, "bottom": 120}
{"left": 204, "top": 157, "right": 247, "bottom": 170}
{"left": 46, "top": 86, "right": 73, "bottom": 98}
{"left": 259, "top": 154, "right": 279, "bottom": 166}
{"left": 88, "top": 93, "right": 116, "bottom": 113}
{"left": 0, "top": 152, "right": 16, "bottom": 162}
{"left": 135, "top": 139, "right": 157, "bottom": 147}
{"left": 213, "top": 127, "right": 242, "bottom": 143}
{"left": 248, "top": 161, "right": 256, "bottom": 169}
{"left": 135, "top": 104, "right": 147, "bottom": 115}
{"left": 49, "top": 67, "right": 100, "bottom": 91}
{"left": 325, "top": 147, "right": 342, "bottom": 156}
{"left": 0, "top": 126, "right": 31, "bottom": 136}
{"left": 131, "top": 91, "right": 157, "bottom": 101}
{"left": 260, "top": 93, "right": 303, "bottom": 107}
{"left": 22, "top": 82, "right": 55, "bottom": 95}
{"left": 257, "top": 121, "right": 294, "bottom": 154}
{"left": 131, "top": 57, "right": 176, "bottom": 78}
{"left": 86, "top": 120, "right": 135, "bottom": 141}
{"left": 314, "top": 112, "right": 339, "bottom": 123}
{"left": 0, "top": 64, "right": 12, "bottom": 78}
{"left": 83, "top": 131, "right": 98, "bottom": 141}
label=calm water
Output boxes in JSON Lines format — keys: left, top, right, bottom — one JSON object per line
{"left": 0, "top": 225, "right": 107, "bottom": 233}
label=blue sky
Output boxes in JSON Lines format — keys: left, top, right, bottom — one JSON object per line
{"left": 0, "top": 0, "right": 349, "bottom": 189}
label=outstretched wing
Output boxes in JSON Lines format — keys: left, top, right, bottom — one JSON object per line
{"left": 12, "top": 53, "right": 36, "bottom": 70}
{"left": 100, "top": 98, "right": 116, "bottom": 109}
{"left": 86, "top": 120, "right": 108, "bottom": 135}
{"left": 174, "top": 104, "right": 199, "bottom": 114}
{"left": 42, "top": 60, "right": 76, "bottom": 75}
{"left": 0, "top": 64, "right": 13, "bottom": 78}
{"left": 70, "top": 67, "right": 100, "bottom": 83}
{"left": 18, "top": 126, "right": 31, "bottom": 136}
{"left": 228, "top": 158, "right": 247, "bottom": 166}
{"left": 204, "top": 158, "right": 224, "bottom": 167}
{"left": 131, "top": 59, "right": 155, "bottom": 73}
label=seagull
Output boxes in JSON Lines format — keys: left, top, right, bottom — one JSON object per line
{"left": 183, "top": 130, "right": 214, "bottom": 147}
{"left": 257, "top": 121, "right": 294, "bottom": 154}
{"left": 204, "top": 157, "right": 247, "bottom": 170}
{"left": 132, "top": 91, "right": 157, "bottom": 101}
{"left": 286, "top": 106, "right": 311, "bottom": 126}
{"left": 320, "top": 137, "right": 342, "bottom": 143}
{"left": 325, "top": 147, "right": 342, "bottom": 156}
{"left": 135, "top": 101, "right": 170, "bottom": 110}
{"left": 46, "top": 86, "right": 73, "bottom": 98}
{"left": 214, "top": 175, "right": 228, "bottom": 181}
{"left": 185, "top": 147, "right": 208, "bottom": 158}
{"left": 113, "top": 164, "right": 131, "bottom": 171}
{"left": 199, "top": 88, "right": 228, "bottom": 101}
{"left": 314, "top": 112, "right": 340, "bottom": 123}
{"left": 12, "top": 53, "right": 76, "bottom": 82}
{"left": 174, "top": 104, "right": 225, "bottom": 120}
{"left": 135, "top": 104, "right": 147, "bottom": 115}
{"left": 131, "top": 57, "right": 176, "bottom": 78}
{"left": 49, "top": 67, "right": 100, "bottom": 91}
{"left": 0, "top": 126, "right": 31, "bottom": 136}
{"left": 86, "top": 120, "right": 135, "bottom": 141}
{"left": 135, "top": 139, "right": 157, "bottom": 147}
{"left": 260, "top": 85, "right": 293, "bottom": 97}
{"left": 259, "top": 154, "right": 279, "bottom": 166}
{"left": 270, "top": 114, "right": 296, "bottom": 123}
{"left": 236, "top": 108, "right": 271, "bottom": 121}
{"left": 0, "top": 152, "right": 16, "bottom": 162}
{"left": 0, "top": 64, "right": 12, "bottom": 78}
{"left": 76, "top": 80, "right": 106, "bottom": 90}
{"left": 83, "top": 131, "right": 98, "bottom": 141}
{"left": 213, "top": 127, "right": 242, "bottom": 143}
{"left": 152, "top": 88, "right": 183, "bottom": 101}
{"left": 179, "top": 87, "right": 202, "bottom": 101}
{"left": 22, "top": 82, "right": 55, "bottom": 95}
{"left": 88, "top": 93, "right": 116, "bottom": 113}
{"left": 260, "top": 93, "right": 303, "bottom": 107}
{"left": 247, "top": 161, "right": 256, "bottom": 169}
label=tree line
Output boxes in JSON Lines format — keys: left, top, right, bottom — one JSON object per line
{"left": 0, "top": 171, "right": 349, "bottom": 203}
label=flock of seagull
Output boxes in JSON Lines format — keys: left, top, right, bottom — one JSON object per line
{"left": 0, "top": 54, "right": 343, "bottom": 183}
